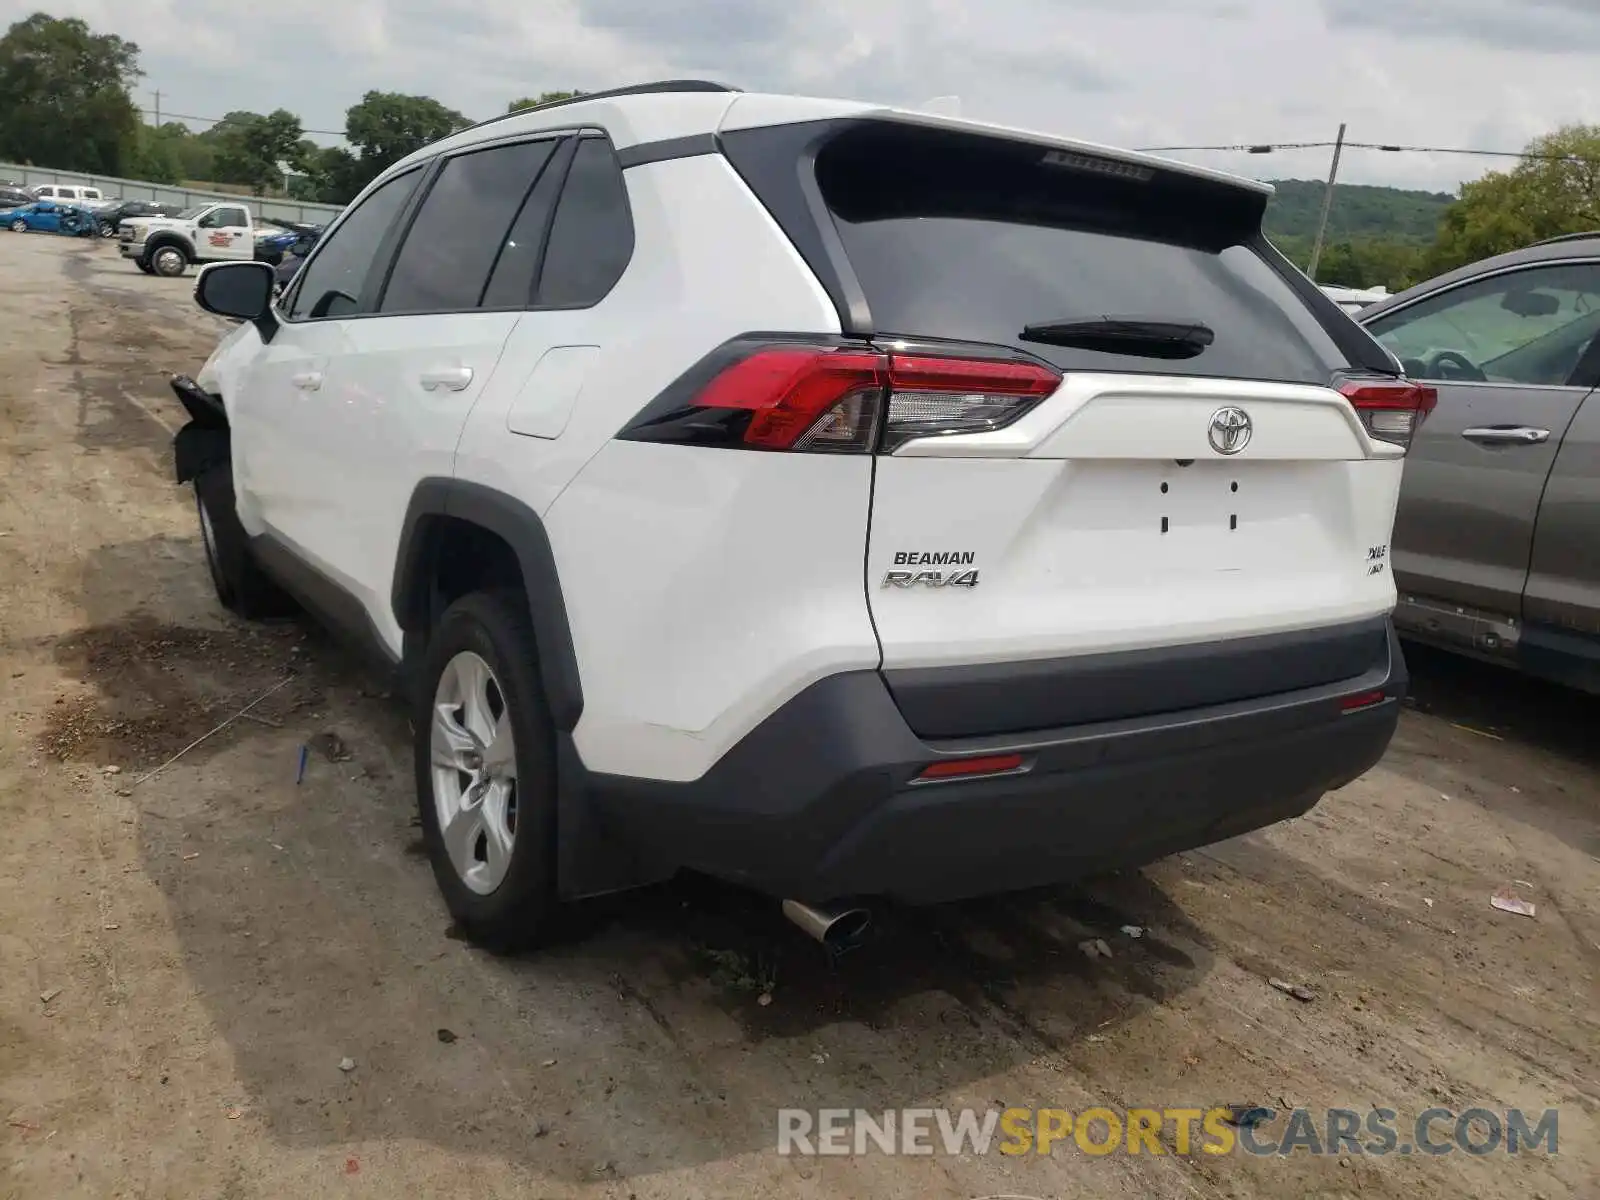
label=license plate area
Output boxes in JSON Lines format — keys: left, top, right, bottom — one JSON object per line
{"left": 1055, "top": 460, "right": 1327, "bottom": 582}
{"left": 1068, "top": 460, "right": 1273, "bottom": 532}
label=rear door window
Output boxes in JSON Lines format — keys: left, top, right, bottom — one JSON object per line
{"left": 480, "top": 140, "right": 571, "bottom": 308}
{"left": 380, "top": 138, "right": 562, "bottom": 314}
{"left": 1364, "top": 262, "right": 1600, "bottom": 387}
{"left": 816, "top": 125, "right": 1351, "bottom": 385}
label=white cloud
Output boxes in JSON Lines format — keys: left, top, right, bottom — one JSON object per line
{"left": 38, "top": 0, "right": 1600, "bottom": 192}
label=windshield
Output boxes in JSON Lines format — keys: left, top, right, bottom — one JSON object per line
{"left": 176, "top": 205, "right": 208, "bottom": 220}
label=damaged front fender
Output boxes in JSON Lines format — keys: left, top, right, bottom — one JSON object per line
{"left": 170, "top": 374, "right": 230, "bottom": 485}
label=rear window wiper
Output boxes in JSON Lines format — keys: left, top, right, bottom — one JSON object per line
{"left": 1019, "top": 316, "right": 1215, "bottom": 359}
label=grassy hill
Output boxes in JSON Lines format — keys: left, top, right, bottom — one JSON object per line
{"left": 1263, "top": 179, "right": 1454, "bottom": 244}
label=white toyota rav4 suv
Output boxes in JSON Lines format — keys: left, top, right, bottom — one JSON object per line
{"left": 170, "top": 81, "right": 1429, "bottom": 951}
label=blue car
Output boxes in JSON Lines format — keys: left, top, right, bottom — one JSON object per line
{"left": 0, "top": 201, "right": 98, "bottom": 236}
{"left": 254, "top": 220, "right": 322, "bottom": 265}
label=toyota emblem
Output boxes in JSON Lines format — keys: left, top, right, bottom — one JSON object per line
{"left": 1208, "top": 406, "right": 1252, "bottom": 455}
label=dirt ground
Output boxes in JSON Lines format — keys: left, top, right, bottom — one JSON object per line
{"left": 0, "top": 232, "right": 1595, "bottom": 1200}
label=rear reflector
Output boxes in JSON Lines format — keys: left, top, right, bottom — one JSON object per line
{"left": 618, "top": 337, "right": 1061, "bottom": 453}
{"left": 1338, "top": 378, "right": 1437, "bottom": 452}
{"left": 1339, "top": 689, "right": 1388, "bottom": 713}
{"left": 915, "top": 752, "right": 1028, "bottom": 782}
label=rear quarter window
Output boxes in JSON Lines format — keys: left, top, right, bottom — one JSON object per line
{"left": 815, "top": 124, "right": 1352, "bottom": 385}
{"left": 535, "top": 136, "right": 634, "bottom": 308}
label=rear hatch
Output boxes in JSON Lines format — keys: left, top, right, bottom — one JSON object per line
{"left": 728, "top": 117, "right": 1410, "bottom": 738}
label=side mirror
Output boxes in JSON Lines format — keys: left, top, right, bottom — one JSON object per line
{"left": 195, "top": 262, "right": 277, "bottom": 334}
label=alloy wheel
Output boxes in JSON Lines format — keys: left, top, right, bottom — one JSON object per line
{"left": 430, "top": 651, "right": 519, "bottom": 895}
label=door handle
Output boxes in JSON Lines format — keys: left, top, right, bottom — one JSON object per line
{"left": 291, "top": 371, "right": 323, "bottom": 391}
{"left": 1461, "top": 425, "right": 1551, "bottom": 445}
{"left": 419, "top": 367, "right": 474, "bottom": 393}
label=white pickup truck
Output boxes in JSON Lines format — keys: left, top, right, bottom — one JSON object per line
{"left": 119, "top": 201, "right": 257, "bottom": 277}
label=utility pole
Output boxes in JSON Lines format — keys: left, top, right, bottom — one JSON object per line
{"left": 151, "top": 89, "right": 162, "bottom": 127}
{"left": 1306, "top": 122, "right": 1346, "bottom": 282}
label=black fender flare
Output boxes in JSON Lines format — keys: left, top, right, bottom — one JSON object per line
{"left": 393, "top": 479, "right": 584, "bottom": 732}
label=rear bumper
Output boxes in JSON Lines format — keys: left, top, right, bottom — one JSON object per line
{"left": 581, "top": 622, "right": 1406, "bottom": 904}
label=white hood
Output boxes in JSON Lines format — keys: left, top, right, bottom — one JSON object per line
{"left": 124, "top": 216, "right": 188, "bottom": 236}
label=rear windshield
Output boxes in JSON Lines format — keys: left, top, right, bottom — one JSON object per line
{"left": 816, "top": 125, "right": 1350, "bottom": 384}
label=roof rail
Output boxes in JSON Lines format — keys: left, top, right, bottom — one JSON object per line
{"left": 1528, "top": 230, "right": 1600, "bottom": 247}
{"left": 467, "top": 80, "right": 741, "bottom": 135}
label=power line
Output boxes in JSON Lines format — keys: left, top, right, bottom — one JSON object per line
{"left": 1136, "top": 141, "right": 1335, "bottom": 153}
{"left": 137, "top": 107, "right": 346, "bottom": 137}
{"left": 1347, "top": 141, "right": 1589, "bottom": 162}
{"left": 134, "top": 103, "right": 1593, "bottom": 164}
{"left": 1136, "top": 139, "right": 1594, "bottom": 163}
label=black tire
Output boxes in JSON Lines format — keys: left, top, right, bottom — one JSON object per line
{"left": 192, "top": 465, "right": 295, "bottom": 619}
{"left": 414, "top": 591, "right": 558, "bottom": 951}
{"left": 136, "top": 258, "right": 154, "bottom": 275}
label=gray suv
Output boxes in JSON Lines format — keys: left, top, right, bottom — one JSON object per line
{"left": 1360, "top": 234, "right": 1600, "bottom": 692}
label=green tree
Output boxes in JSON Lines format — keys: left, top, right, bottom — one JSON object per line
{"left": 154, "top": 121, "right": 214, "bottom": 183}
{"left": 0, "top": 13, "right": 142, "bottom": 174}
{"left": 1314, "top": 238, "right": 1426, "bottom": 291}
{"left": 507, "top": 89, "right": 582, "bottom": 113}
{"left": 294, "top": 143, "right": 364, "bottom": 204}
{"left": 346, "top": 91, "right": 468, "bottom": 176}
{"left": 1427, "top": 125, "right": 1600, "bottom": 273}
{"left": 211, "top": 108, "right": 305, "bottom": 194}
{"left": 130, "top": 124, "right": 180, "bottom": 184}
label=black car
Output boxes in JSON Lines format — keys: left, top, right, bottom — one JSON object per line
{"left": 94, "top": 199, "right": 186, "bottom": 238}
{"left": 0, "top": 185, "right": 33, "bottom": 209}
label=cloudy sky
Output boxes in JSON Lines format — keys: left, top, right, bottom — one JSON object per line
{"left": 47, "top": 0, "right": 1600, "bottom": 194}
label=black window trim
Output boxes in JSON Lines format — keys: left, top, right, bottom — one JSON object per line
{"left": 371, "top": 132, "right": 576, "bottom": 318}
{"left": 528, "top": 131, "right": 637, "bottom": 312}
{"left": 277, "top": 163, "right": 429, "bottom": 324}
{"left": 1362, "top": 256, "right": 1600, "bottom": 391}
{"left": 280, "top": 125, "right": 638, "bottom": 325}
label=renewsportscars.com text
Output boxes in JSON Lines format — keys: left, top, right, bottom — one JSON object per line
{"left": 777, "top": 1106, "right": 1559, "bottom": 1158}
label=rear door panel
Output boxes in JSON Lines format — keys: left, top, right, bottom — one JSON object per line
{"left": 1525, "top": 387, "right": 1600, "bottom": 634}
{"left": 1363, "top": 260, "right": 1600, "bottom": 621}
{"left": 1387, "top": 380, "right": 1583, "bottom": 616}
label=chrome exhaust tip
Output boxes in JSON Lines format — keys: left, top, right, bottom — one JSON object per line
{"left": 782, "top": 899, "right": 872, "bottom": 952}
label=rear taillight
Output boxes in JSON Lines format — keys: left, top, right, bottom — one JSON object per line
{"left": 686, "top": 346, "right": 886, "bottom": 451}
{"left": 1338, "top": 377, "right": 1437, "bottom": 452}
{"left": 618, "top": 337, "right": 1060, "bottom": 453}
{"left": 881, "top": 354, "right": 1061, "bottom": 452}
